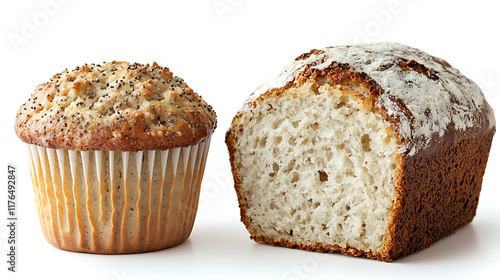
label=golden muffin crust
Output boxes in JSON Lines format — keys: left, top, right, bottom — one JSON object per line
{"left": 15, "top": 61, "right": 217, "bottom": 151}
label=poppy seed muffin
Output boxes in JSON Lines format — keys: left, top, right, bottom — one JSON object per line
{"left": 226, "top": 43, "right": 495, "bottom": 261}
{"left": 15, "top": 61, "right": 216, "bottom": 151}
{"left": 15, "top": 61, "right": 216, "bottom": 254}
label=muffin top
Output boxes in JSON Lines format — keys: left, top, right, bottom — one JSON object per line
{"left": 15, "top": 61, "right": 217, "bottom": 151}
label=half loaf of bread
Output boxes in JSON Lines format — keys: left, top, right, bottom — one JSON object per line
{"left": 225, "top": 43, "right": 495, "bottom": 261}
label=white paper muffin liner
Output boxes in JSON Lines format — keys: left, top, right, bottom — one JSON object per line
{"left": 26, "top": 137, "right": 211, "bottom": 254}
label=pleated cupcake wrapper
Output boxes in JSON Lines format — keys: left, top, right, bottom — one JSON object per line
{"left": 26, "top": 137, "right": 211, "bottom": 254}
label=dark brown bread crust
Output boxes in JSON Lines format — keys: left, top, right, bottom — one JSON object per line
{"left": 250, "top": 235, "right": 385, "bottom": 261}
{"left": 387, "top": 125, "right": 495, "bottom": 260}
{"left": 226, "top": 44, "right": 496, "bottom": 262}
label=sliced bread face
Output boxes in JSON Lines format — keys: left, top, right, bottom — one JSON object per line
{"left": 228, "top": 81, "right": 401, "bottom": 260}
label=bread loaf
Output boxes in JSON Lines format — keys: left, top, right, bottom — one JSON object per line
{"left": 225, "top": 43, "right": 495, "bottom": 261}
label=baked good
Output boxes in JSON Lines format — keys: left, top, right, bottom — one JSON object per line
{"left": 225, "top": 42, "right": 495, "bottom": 261}
{"left": 15, "top": 61, "right": 216, "bottom": 254}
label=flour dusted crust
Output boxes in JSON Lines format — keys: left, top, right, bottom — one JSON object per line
{"left": 244, "top": 42, "right": 495, "bottom": 156}
{"left": 226, "top": 43, "right": 496, "bottom": 261}
{"left": 15, "top": 61, "right": 217, "bottom": 151}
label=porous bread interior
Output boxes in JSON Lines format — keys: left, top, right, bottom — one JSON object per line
{"left": 233, "top": 83, "right": 400, "bottom": 254}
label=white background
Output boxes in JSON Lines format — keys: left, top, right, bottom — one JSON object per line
{"left": 1, "top": 0, "right": 499, "bottom": 279}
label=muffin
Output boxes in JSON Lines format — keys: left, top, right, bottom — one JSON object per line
{"left": 225, "top": 43, "right": 495, "bottom": 261}
{"left": 15, "top": 61, "right": 216, "bottom": 254}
